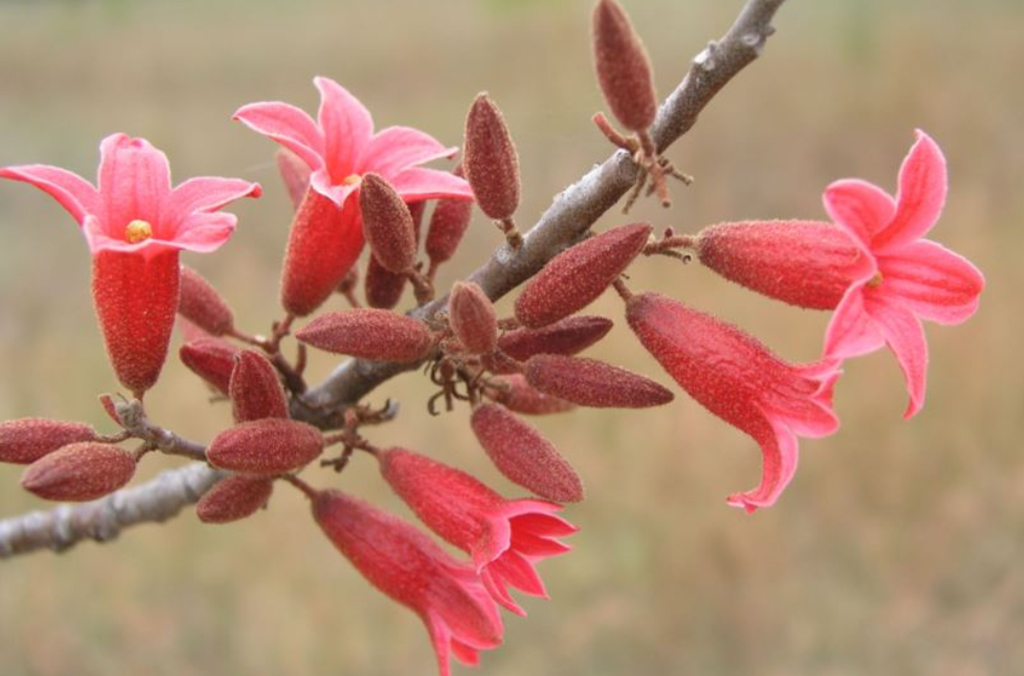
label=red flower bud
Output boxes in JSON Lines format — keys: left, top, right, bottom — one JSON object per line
{"left": 196, "top": 475, "right": 275, "bottom": 524}
{"left": 296, "top": 309, "right": 435, "bottom": 362}
{"left": 498, "top": 315, "right": 614, "bottom": 363}
{"left": 449, "top": 282, "right": 498, "bottom": 355}
{"left": 229, "top": 350, "right": 289, "bottom": 422}
{"left": 281, "top": 186, "right": 364, "bottom": 317}
{"left": 524, "top": 354, "right": 673, "bottom": 408}
{"left": 21, "top": 442, "right": 136, "bottom": 502}
{"left": 364, "top": 255, "right": 407, "bottom": 309}
{"left": 592, "top": 0, "right": 657, "bottom": 133}
{"left": 360, "top": 173, "right": 418, "bottom": 274}
{"left": 0, "top": 418, "right": 99, "bottom": 465}
{"left": 471, "top": 403, "right": 583, "bottom": 503}
{"left": 207, "top": 418, "right": 324, "bottom": 476}
{"left": 695, "top": 220, "right": 872, "bottom": 310}
{"left": 487, "top": 375, "right": 575, "bottom": 416}
{"left": 408, "top": 200, "right": 426, "bottom": 244}
{"left": 514, "top": 223, "right": 651, "bottom": 328}
{"left": 178, "top": 265, "right": 235, "bottom": 337}
{"left": 464, "top": 94, "right": 520, "bottom": 221}
{"left": 179, "top": 337, "right": 239, "bottom": 396}
{"left": 425, "top": 166, "right": 473, "bottom": 267}
{"left": 275, "top": 148, "right": 311, "bottom": 211}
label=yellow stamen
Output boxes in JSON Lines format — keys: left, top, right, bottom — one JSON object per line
{"left": 867, "top": 272, "right": 884, "bottom": 288}
{"left": 124, "top": 219, "right": 153, "bottom": 244}
{"left": 342, "top": 174, "right": 362, "bottom": 186}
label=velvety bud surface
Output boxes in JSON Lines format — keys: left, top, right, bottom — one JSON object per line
{"left": 364, "top": 255, "right": 407, "bottom": 309}
{"left": 229, "top": 350, "right": 289, "bottom": 422}
{"left": 178, "top": 265, "right": 236, "bottom": 336}
{"left": 593, "top": 0, "right": 658, "bottom": 133}
{"left": 360, "top": 173, "right": 418, "bottom": 274}
{"left": 196, "top": 475, "right": 274, "bottom": 524}
{"left": 525, "top": 354, "right": 673, "bottom": 409}
{"left": 449, "top": 282, "right": 498, "bottom": 355}
{"left": 470, "top": 403, "right": 583, "bottom": 503}
{"left": 426, "top": 166, "right": 473, "bottom": 266}
{"left": 296, "top": 309, "right": 434, "bottom": 362}
{"left": 179, "top": 337, "right": 239, "bottom": 396}
{"left": 497, "top": 315, "right": 613, "bottom": 364}
{"left": 487, "top": 374, "right": 575, "bottom": 416}
{"left": 0, "top": 418, "right": 98, "bottom": 465}
{"left": 21, "top": 442, "right": 136, "bottom": 502}
{"left": 464, "top": 94, "right": 520, "bottom": 221}
{"left": 514, "top": 223, "right": 651, "bottom": 328}
{"left": 207, "top": 418, "right": 324, "bottom": 476}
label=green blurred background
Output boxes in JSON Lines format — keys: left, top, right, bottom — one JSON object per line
{"left": 0, "top": 0, "right": 1020, "bottom": 674}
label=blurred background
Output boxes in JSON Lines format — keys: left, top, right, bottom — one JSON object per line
{"left": 0, "top": 0, "right": 1020, "bottom": 674}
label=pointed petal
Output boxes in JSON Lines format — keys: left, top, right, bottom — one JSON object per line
{"left": 874, "top": 130, "right": 947, "bottom": 250}
{"left": 309, "top": 168, "right": 360, "bottom": 208}
{"left": 726, "top": 418, "right": 799, "bottom": 513}
{"left": 167, "top": 177, "right": 261, "bottom": 223}
{"left": 823, "top": 282, "right": 886, "bottom": 361}
{"left": 359, "top": 126, "right": 456, "bottom": 177}
{"left": 276, "top": 148, "right": 312, "bottom": 209}
{"left": 314, "top": 76, "right": 373, "bottom": 181}
{"left": 0, "top": 164, "right": 99, "bottom": 224}
{"left": 389, "top": 167, "right": 474, "bottom": 202}
{"left": 510, "top": 529, "right": 572, "bottom": 558}
{"left": 865, "top": 291, "right": 929, "bottom": 418}
{"left": 425, "top": 613, "right": 455, "bottom": 676}
{"left": 878, "top": 239, "right": 984, "bottom": 325}
{"left": 489, "top": 550, "right": 548, "bottom": 598}
{"left": 97, "top": 134, "right": 173, "bottom": 229}
{"left": 822, "top": 178, "right": 895, "bottom": 246}
{"left": 480, "top": 568, "right": 527, "bottom": 617}
{"left": 233, "top": 102, "right": 325, "bottom": 171}
{"left": 168, "top": 212, "right": 238, "bottom": 253}
{"left": 451, "top": 640, "right": 481, "bottom": 667}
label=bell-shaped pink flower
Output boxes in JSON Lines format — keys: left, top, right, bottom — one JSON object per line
{"left": 234, "top": 77, "right": 472, "bottom": 316}
{"left": 626, "top": 292, "right": 840, "bottom": 512}
{"left": 0, "top": 134, "right": 261, "bottom": 397}
{"left": 312, "top": 489, "right": 504, "bottom": 676}
{"left": 822, "top": 131, "right": 984, "bottom": 418}
{"left": 378, "top": 448, "right": 577, "bottom": 616}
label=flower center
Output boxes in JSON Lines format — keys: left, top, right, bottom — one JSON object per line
{"left": 124, "top": 219, "right": 153, "bottom": 244}
{"left": 866, "top": 272, "right": 884, "bottom": 288}
{"left": 342, "top": 173, "right": 362, "bottom": 186}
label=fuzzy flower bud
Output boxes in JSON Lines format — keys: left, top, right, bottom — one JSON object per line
{"left": 229, "top": 350, "right": 289, "bottom": 422}
{"left": 486, "top": 375, "right": 575, "bottom": 416}
{"left": 464, "top": 94, "right": 520, "bottom": 221}
{"left": 21, "top": 442, "right": 136, "bottom": 502}
{"left": 497, "top": 316, "right": 613, "bottom": 363}
{"left": 0, "top": 418, "right": 99, "bottom": 465}
{"left": 364, "top": 255, "right": 407, "bottom": 309}
{"left": 179, "top": 337, "right": 239, "bottom": 396}
{"left": 360, "top": 173, "right": 418, "bottom": 274}
{"left": 592, "top": 0, "right": 658, "bottom": 133}
{"left": 196, "top": 475, "right": 275, "bottom": 524}
{"left": 426, "top": 166, "right": 474, "bottom": 267}
{"left": 207, "top": 418, "right": 324, "bottom": 476}
{"left": 296, "top": 309, "right": 435, "bottom": 362}
{"left": 275, "top": 148, "right": 312, "bottom": 211}
{"left": 524, "top": 354, "right": 673, "bottom": 409}
{"left": 178, "top": 265, "right": 236, "bottom": 336}
{"left": 449, "top": 282, "right": 498, "bottom": 355}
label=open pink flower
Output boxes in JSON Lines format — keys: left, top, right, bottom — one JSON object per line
{"left": 378, "top": 448, "right": 577, "bottom": 616}
{"left": 823, "top": 130, "right": 984, "bottom": 418}
{"left": 0, "top": 134, "right": 260, "bottom": 396}
{"left": 313, "top": 489, "right": 504, "bottom": 676}
{"left": 234, "top": 77, "right": 472, "bottom": 316}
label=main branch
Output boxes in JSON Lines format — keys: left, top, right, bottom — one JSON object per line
{"left": 0, "top": 0, "right": 786, "bottom": 560}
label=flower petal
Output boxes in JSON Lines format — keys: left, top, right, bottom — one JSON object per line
{"left": 822, "top": 178, "right": 895, "bottom": 246}
{"left": 97, "top": 134, "right": 173, "bottom": 230}
{"left": 877, "top": 239, "right": 984, "bottom": 326}
{"left": 233, "top": 101, "right": 325, "bottom": 171}
{"left": 873, "top": 130, "right": 947, "bottom": 250}
{"left": 0, "top": 164, "right": 99, "bottom": 225}
{"left": 314, "top": 76, "right": 373, "bottom": 182}
{"left": 309, "top": 168, "right": 360, "bottom": 207}
{"left": 823, "top": 282, "right": 886, "bottom": 361}
{"left": 726, "top": 418, "right": 798, "bottom": 513}
{"left": 388, "top": 167, "right": 473, "bottom": 202}
{"left": 167, "top": 177, "right": 261, "bottom": 224}
{"left": 864, "top": 290, "right": 929, "bottom": 419}
{"left": 167, "top": 212, "right": 238, "bottom": 254}
{"left": 359, "top": 126, "right": 457, "bottom": 177}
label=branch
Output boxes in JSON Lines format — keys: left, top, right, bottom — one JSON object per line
{"left": 0, "top": 0, "right": 786, "bottom": 559}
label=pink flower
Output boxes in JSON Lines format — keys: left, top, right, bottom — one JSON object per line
{"left": 378, "top": 447, "right": 577, "bottom": 616}
{"left": 626, "top": 293, "right": 840, "bottom": 512}
{"left": 0, "top": 134, "right": 260, "bottom": 396}
{"left": 312, "top": 490, "right": 504, "bottom": 676}
{"left": 822, "top": 130, "right": 984, "bottom": 418}
{"left": 234, "top": 77, "right": 472, "bottom": 316}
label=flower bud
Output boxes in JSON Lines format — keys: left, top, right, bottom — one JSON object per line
{"left": 471, "top": 403, "right": 583, "bottom": 503}
{"left": 464, "top": 94, "right": 520, "bottom": 221}
{"left": 364, "top": 255, "right": 407, "bottom": 309}
{"left": 276, "top": 148, "right": 311, "bottom": 210}
{"left": 593, "top": 0, "right": 658, "bottom": 133}
{"left": 360, "top": 173, "right": 417, "bottom": 274}
{"left": 196, "top": 475, "right": 275, "bottom": 524}
{"left": 487, "top": 374, "right": 575, "bottom": 416}
{"left": 207, "top": 418, "right": 324, "bottom": 476}
{"left": 179, "top": 337, "right": 239, "bottom": 396}
{"left": 229, "top": 350, "right": 289, "bottom": 422}
{"left": 449, "top": 281, "right": 498, "bottom": 355}
{"left": 498, "top": 315, "right": 614, "bottom": 363}
{"left": 0, "top": 418, "right": 99, "bottom": 465}
{"left": 514, "top": 223, "right": 651, "bottom": 328}
{"left": 21, "top": 442, "right": 136, "bottom": 502}
{"left": 178, "top": 265, "right": 235, "bottom": 337}
{"left": 425, "top": 166, "right": 473, "bottom": 266}
{"left": 407, "top": 200, "right": 426, "bottom": 244}
{"left": 525, "top": 354, "right": 672, "bottom": 408}
{"left": 296, "top": 309, "right": 435, "bottom": 362}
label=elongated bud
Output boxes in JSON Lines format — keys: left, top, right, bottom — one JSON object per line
{"left": 207, "top": 418, "right": 324, "bottom": 476}
{"left": 229, "top": 350, "right": 289, "bottom": 422}
{"left": 471, "top": 403, "right": 583, "bottom": 502}
{"left": 593, "top": 0, "right": 657, "bottom": 133}
{"left": 276, "top": 148, "right": 311, "bottom": 210}
{"left": 92, "top": 249, "right": 181, "bottom": 398}
{"left": 196, "top": 475, "right": 274, "bottom": 524}
{"left": 364, "top": 255, "right": 407, "bottom": 309}
{"left": 281, "top": 186, "right": 364, "bottom": 317}
{"left": 525, "top": 354, "right": 672, "bottom": 408}
{"left": 487, "top": 374, "right": 575, "bottom": 416}
{"left": 464, "top": 94, "right": 520, "bottom": 221}
{"left": 0, "top": 418, "right": 98, "bottom": 465}
{"left": 426, "top": 165, "right": 473, "bottom": 266}
{"left": 179, "top": 337, "right": 239, "bottom": 396}
{"left": 178, "top": 265, "right": 235, "bottom": 337}
{"left": 21, "top": 442, "right": 136, "bottom": 502}
{"left": 296, "top": 309, "right": 434, "bottom": 362}
{"left": 498, "top": 315, "right": 614, "bottom": 362}
{"left": 408, "top": 200, "right": 426, "bottom": 244}
{"left": 449, "top": 281, "right": 498, "bottom": 355}
{"left": 695, "top": 220, "right": 871, "bottom": 310}
{"left": 514, "top": 223, "right": 651, "bottom": 328}
{"left": 360, "top": 173, "right": 417, "bottom": 274}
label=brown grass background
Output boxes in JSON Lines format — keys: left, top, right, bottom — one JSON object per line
{"left": 0, "top": 0, "right": 1020, "bottom": 674}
